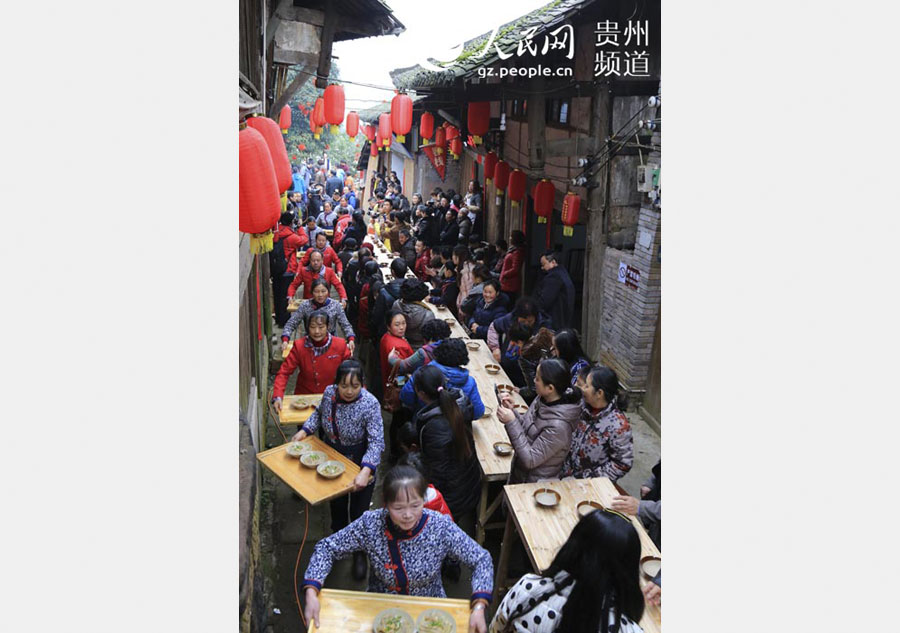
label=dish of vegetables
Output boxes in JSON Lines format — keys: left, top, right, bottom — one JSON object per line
{"left": 416, "top": 609, "right": 456, "bottom": 633}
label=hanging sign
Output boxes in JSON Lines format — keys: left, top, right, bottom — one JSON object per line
{"left": 422, "top": 144, "right": 446, "bottom": 181}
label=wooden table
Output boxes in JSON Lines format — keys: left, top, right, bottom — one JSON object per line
{"left": 308, "top": 588, "right": 470, "bottom": 633}
{"left": 462, "top": 338, "right": 527, "bottom": 544}
{"left": 256, "top": 436, "right": 360, "bottom": 505}
{"left": 494, "top": 477, "right": 662, "bottom": 633}
{"left": 278, "top": 394, "right": 324, "bottom": 426}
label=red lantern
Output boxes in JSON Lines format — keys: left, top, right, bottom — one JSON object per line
{"left": 508, "top": 169, "right": 527, "bottom": 209}
{"left": 493, "top": 160, "right": 510, "bottom": 195}
{"left": 561, "top": 192, "right": 581, "bottom": 236}
{"left": 346, "top": 111, "right": 359, "bottom": 139}
{"left": 378, "top": 113, "right": 392, "bottom": 148}
{"left": 391, "top": 93, "right": 413, "bottom": 143}
{"left": 446, "top": 125, "right": 459, "bottom": 141}
{"left": 323, "top": 84, "right": 345, "bottom": 133}
{"left": 434, "top": 127, "right": 446, "bottom": 155}
{"left": 484, "top": 151, "right": 498, "bottom": 184}
{"left": 533, "top": 179, "right": 556, "bottom": 224}
{"left": 239, "top": 126, "right": 280, "bottom": 253}
{"left": 278, "top": 105, "right": 291, "bottom": 134}
{"left": 297, "top": 143, "right": 306, "bottom": 151}
{"left": 364, "top": 123, "right": 376, "bottom": 143}
{"left": 245, "top": 115, "right": 292, "bottom": 194}
{"left": 468, "top": 101, "right": 490, "bottom": 145}
{"left": 312, "top": 97, "right": 326, "bottom": 132}
{"left": 419, "top": 111, "right": 434, "bottom": 141}
{"left": 370, "top": 140, "right": 378, "bottom": 157}
{"left": 450, "top": 137, "right": 462, "bottom": 159}
{"left": 291, "top": 154, "right": 297, "bottom": 160}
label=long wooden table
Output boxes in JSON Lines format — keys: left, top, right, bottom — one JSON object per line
{"left": 494, "top": 477, "right": 661, "bottom": 633}
{"left": 367, "top": 232, "right": 519, "bottom": 543}
{"left": 308, "top": 588, "right": 470, "bottom": 633}
{"left": 256, "top": 436, "right": 360, "bottom": 505}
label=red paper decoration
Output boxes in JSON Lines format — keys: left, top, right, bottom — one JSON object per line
{"left": 484, "top": 151, "right": 498, "bottom": 184}
{"left": 278, "top": 105, "right": 291, "bottom": 134}
{"left": 391, "top": 93, "right": 413, "bottom": 143}
{"left": 561, "top": 192, "right": 581, "bottom": 236}
{"left": 533, "top": 179, "right": 556, "bottom": 224}
{"left": 323, "top": 84, "right": 345, "bottom": 133}
{"left": 434, "top": 127, "right": 446, "bottom": 155}
{"left": 508, "top": 169, "right": 527, "bottom": 209}
{"left": 345, "top": 111, "right": 359, "bottom": 139}
{"left": 419, "top": 111, "right": 434, "bottom": 141}
{"left": 378, "top": 113, "right": 392, "bottom": 148}
{"left": 468, "top": 101, "right": 490, "bottom": 145}
{"left": 239, "top": 127, "right": 280, "bottom": 247}
{"left": 493, "top": 160, "right": 510, "bottom": 194}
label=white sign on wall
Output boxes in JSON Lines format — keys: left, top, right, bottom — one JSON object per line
{"left": 617, "top": 261, "right": 627, "bottom": 283}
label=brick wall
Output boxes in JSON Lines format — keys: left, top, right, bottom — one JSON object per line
{"left": 599, "top": 204, "right": 661, "bottom": 394}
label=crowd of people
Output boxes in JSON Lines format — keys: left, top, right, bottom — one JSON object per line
{"left": 268, "top": 163, "right": 661, "bottom": 633}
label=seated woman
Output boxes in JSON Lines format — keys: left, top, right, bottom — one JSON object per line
{"left": 281, "top": 278, "right": 355, "bottom": 354}
{"left": 560, "top": 365, "right": 634, "bottom": 483}
{"left": 496, "top": 358, "right": 582, "bottom": 484}
{"left": 467, "top": 279, "right": 509, "bottom": 340}
{"left": 550, "top": 329, "right": 591, "bottom": 386}
{"left": 379, "top": 310, "right": 414, "bottom": 388}
{"left": 391, "top": 278, "right": 436, "bottom": 349}
{"left": 303, "top": 465, "right": 494, "bottom": 633}
{"left": 272, "top": 310, "right": 351, "bottom": 410}
{"left": 489, "top": 509, "right": 645, "bottom": 633}
{"left": 389, "top": 319, "right": 451, "bottom": 376}
{"left": 401, "top": 338, "right": 485, "bottom": 419}
{"left": 410, "top": 365, "right": 481, "bottom": 523}
{"left": 292, "top": 361, "right": 384, "bottom": 579}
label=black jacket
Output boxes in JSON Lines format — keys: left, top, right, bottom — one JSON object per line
{"left": 413, "top": 391, "right": 481, "bottom": 516}
{"left": 398, "top": 241, "right": 417, "bottom": 269}
{"left": 325, "top": 176, "right": 343, "bottom": 198}
{"left": 370, "top": 278, "right": 404, "bottom": 338}
{"left": 536, "top": 266, "right": 576, "bottom": 331}
{"left": 438, "top": 218, "right": 459, "bottom": 246}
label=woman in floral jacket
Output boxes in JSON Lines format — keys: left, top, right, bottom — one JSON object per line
{"left": 560, "top": 365, "right": 634, "bottom": 482}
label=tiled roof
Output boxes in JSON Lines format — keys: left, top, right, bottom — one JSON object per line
{"left": 389, "top": 0, "right": 595, "bottom": 90}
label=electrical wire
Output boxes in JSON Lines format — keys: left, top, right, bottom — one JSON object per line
{"left": 294, "top": 501, "right": 311, "bottom": 630}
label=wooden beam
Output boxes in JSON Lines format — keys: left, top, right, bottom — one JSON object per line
{"left": 266, "top": 0, "right": 295, "bottom": 48}
{"left": 544, "top": 136, "right": 598, "bottom": 159}
{"left": 268, "top": 63, "right": 308, "bottom": 118}
{"left": 315, "top": 4, "right": 337, "bottom": 89}
{"left": 526, "top": 77, "right": 546, "bottom": 169}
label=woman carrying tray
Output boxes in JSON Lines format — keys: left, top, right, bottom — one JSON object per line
{"left": 292, "top": 360, "right": 384, "bottom": 581}
{"left": 303, "top": 464, "right": 494, "bottom": 633}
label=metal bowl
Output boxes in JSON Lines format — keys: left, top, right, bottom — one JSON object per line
{"left": 493, "top": 441, "right": 513, "bottom": 456}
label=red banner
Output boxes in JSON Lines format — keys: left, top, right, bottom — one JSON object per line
{"left": 422, "top": 144, "right": 446, "bottom": 181}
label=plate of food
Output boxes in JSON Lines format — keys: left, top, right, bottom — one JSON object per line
{"left": 576, "top": 500, "right": 605, "bottom": 517}
{"left": 379, "top": 262, "right": 388, "bottom": 268}
{"left": 285, "top": 441, "right": 312, "bottom": 458}
{"left": 466, "top": 341, "right": 481, "bottom": 351}
{"left": 300, "top": 451, "right": 327, "bottom": 468}
{"left": 316, "top": 460, "right": 345, "bottom": 479}
{"left": 372, "top": 608, "right": 415, "bottom": 633}
{"left": 533, "top": 488, "right": 561, "bottom": 508}
{"left": 289, "top": 397, "right": 313, "bottom": 410}
{"left": 640, "top": 555, "right": 661, "bottom": 580}
{"left": 484, "top": 364, "right": 501, "bottom": 375}
{"left": 416, "top": 608, "right": 457, "bottom": 633}
{"left": 493, "top": 441, "right": 513, "bottom": 456}
{"left": 436, "top": 304, "right": 448, "bottom": 311}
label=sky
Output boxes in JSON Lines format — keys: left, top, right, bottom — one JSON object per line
{"left": 332, "top": 0, "right": 549, "bottom": 111}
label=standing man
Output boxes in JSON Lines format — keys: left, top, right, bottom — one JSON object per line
{"left": 325, "top": 169, "right": 343, "bottom": 198}
{"left": 535, "top": 250, "right": 575, "bottom": 331}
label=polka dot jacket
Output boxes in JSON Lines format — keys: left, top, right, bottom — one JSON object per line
{"left": 489, "top": 571, "right": 643, "bottom": 633}
{"left": 304, "top": 508, "right": 494, "bottom": 603}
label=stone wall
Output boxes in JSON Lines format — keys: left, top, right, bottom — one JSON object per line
{"left": 598, "top": 204, "right": 661, "bottom": 394}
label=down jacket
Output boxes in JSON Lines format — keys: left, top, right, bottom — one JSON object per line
{"left": 413, "top": 389, "right": 481, "bottom": 516}
{"left": 467, "top": 294, "right": 510, "bottom": 340}
{"left": 390, "top": 299, "right": 436, "bottom": 349}
{"left": 400, "top": 361, "right": 485, "bottom": 420}
{"left": 504, "top": 396, "right": 582, "bottom": 484}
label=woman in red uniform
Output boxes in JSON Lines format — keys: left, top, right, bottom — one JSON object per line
{"left": 272, "top": 309, "right": 351, "bottom": 412}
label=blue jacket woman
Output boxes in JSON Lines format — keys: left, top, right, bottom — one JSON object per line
{"left": 467, "top": 280, "right": 509, "bottom": 340}
{"left": 399, "top": 339, "right": 485, "bottom": 419}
